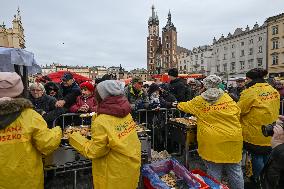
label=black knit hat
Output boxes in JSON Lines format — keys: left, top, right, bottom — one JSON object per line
{"left": 148, "top": 83, "right": 160, "bottom": 95}
{"left": 168, "top": 68, "right": 178, "bottom": 77}
{"left": 246, "top": 68, "right": 268, "bottom": 80}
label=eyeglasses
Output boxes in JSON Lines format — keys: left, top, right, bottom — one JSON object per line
{"left": 30, "top": 89, "right": 43, "bottom": 92}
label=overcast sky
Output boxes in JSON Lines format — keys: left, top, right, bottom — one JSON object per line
{"left": 1, "top": 0, "right": 283, "bottom": 70}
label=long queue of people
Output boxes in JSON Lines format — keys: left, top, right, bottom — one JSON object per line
{"left": 0, "top": 67, "right": 284, "bottom": 189}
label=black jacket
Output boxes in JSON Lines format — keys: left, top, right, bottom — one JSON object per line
{"left": 169, "top": 78, "right": 188, "bottom": 102}
{"left": 160, "top": 91, "right": 177, "bottom": 108}
{"left": 29, "top": 94, "right": 65, "bottom": 127}
{"left": 60, "top": 82, "right": 81, "bottom": 108}
{"left": 260, "top": 143, "right": 284, "bottom": 189}
{"left": 229, "top": 86, "right": 245, "bottom": 102}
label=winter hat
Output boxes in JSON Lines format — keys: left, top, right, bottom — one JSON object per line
{"left": 0, "top": 72, "right": 24, "bottom": 98}
{"left": 148, "top": 83, "right": 160, "bottom": 95}
{"left": 203, "top": 75, "right": 222, "bottom": 89}
{"left": 168, "top": 68, "right": 178, "bottom": 77}
{"left": 132, "top": 77, "right": 143, "bottom": 84}
{"left": 80, "top": 81, "right": 95, "bottom": 92}
{"left": 246, "top": 68, "right": 268, "bottom": 80}
{"left": 96, "top": 80, "right": 124, "bottom": 100}
{"left": 61, "top": 72, "right": 73, "bottom": 81}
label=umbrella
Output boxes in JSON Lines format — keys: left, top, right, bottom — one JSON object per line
{"left": 47, "top": 71, "right": 92, "bottom": 84}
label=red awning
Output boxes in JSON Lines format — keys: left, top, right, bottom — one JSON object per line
{"left": 47, "top": 71, "right": 92, "bottom": 84}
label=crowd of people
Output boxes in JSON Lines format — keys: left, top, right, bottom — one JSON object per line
{"left": 0, "top": 67, "right": 284, "bottom": 189}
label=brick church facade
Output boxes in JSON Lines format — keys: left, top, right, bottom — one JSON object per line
{"left": 147, "top": 5, "right": 178, "bottom": 75}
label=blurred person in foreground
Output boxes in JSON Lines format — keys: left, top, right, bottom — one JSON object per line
{"left": 176, "top": 75, "right": 244, "bottom": 189}
{"left": 238, "top": 68, "right": 280, "bottom": 185}
{"left": 29, "top": 82, "right": 65, "bottom": 127}
{"left": 69, "top": 81, "right": 97, "bottom": 113}
{"left": 260, "top": 115, "right": 284, "bottom": 188}
{"left": 0, "top": 72, "right": 61, "bottom": 189}
{"left": 55, "top": 72, "right": 81, "bottom": 109}
{"left": 68, "top": 80, "right": 141, "bottom": 189}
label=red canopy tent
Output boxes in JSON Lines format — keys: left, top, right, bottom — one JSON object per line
{"left": 47, "top": 71, "right": 92, "bottom": 84}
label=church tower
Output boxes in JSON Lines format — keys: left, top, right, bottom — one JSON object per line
{"left": 0, "top": 7, "right": 25, "bottom": 48}
{"left": 147, "top": 5, "right": 161, "bottom": 75}
{"left": 162, "top": 10, "right": 177, "bottom": 70}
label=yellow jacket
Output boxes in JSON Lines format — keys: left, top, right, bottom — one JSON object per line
{"left": 178, "top": 93, "right": 243, "bottom": 163}
{"left": 69, "top": 113, "right": 141, "bottom": 189}
{"left": 237, "top": 83, "right": 280, "bottom": 146}
{"left": 0, "top": 98, "right": 62, "bottom": 189}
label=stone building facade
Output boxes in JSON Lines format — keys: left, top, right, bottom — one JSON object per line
{"left": 266, "top": 13, "right": 284, "bottom": 77}
{"left": 177, "top": 45, "right": 213, "bottom": 76}
{"left": 147, "top": 5, "right": 177, "bottom": 75}
{"left": 0, "top": 8, "right": 25, "bottom": 49}
{"left": 211, "top": 23, "right": 267, "bottom": 80}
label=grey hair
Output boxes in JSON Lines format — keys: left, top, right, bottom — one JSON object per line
{"left": 29, "top": 82, "right": 46, "bottom": 93}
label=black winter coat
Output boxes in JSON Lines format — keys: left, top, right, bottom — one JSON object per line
{"left": 29, "top": 94, "right": 65, "bottom": 127}
{"left": 169, "top": 78, "right": 188, "bottom": 102}
{"left": 260, "top": 143, "right": 284, "bottom": 189}
{"left": 60, "top": 82, "right": 81, "bottom": 108}
{"left": 160, "top": 91, "right": 177, "bottom": 108}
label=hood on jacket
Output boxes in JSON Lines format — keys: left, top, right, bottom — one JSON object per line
{"left": 97, "top": 95, "right": 131, "bottom": 118}
{"left": 201, "top": 88, "right": 224, "bottom": 104}
{"left": 0, "top": 98, "right": 34, "bottom": 129}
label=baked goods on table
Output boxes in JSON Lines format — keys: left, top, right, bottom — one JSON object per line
{"left": 63, "top": 126, "right": 91, "bottom": 139}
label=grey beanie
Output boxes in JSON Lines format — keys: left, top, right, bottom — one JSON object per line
{"left": 203, "top": 75, "right": 222, "bottom": 89}
{"left": 96, "top": 80, "right": 125, "bottom": 100}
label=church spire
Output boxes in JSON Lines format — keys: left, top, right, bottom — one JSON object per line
{"left": 167, "top": 10, "right": 171, "bottom": 24}
{"left": 148, "top": 5, "right": 159, "bottom": 26}
{"left": 163, "top": 9, "right": 176, "bottom": 32}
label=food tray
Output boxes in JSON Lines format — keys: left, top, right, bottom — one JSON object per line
{"left": 142, "top": 159, "right": 202, "bottom": 189}
{"left": 61, "top": 125, "right": 91, "bottom": 145}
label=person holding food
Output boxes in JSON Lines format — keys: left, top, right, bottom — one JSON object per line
{"left": 69, "top": 81, "right": 97, "bottom": 113}
{"left": 68, "top": 80, "right": 141, "bottom": 189}
{"left": 176, "top": 75, "right": 244, "bottom": 189}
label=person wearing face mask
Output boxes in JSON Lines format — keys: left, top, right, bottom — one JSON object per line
{"left": 148, "top": 83, "right": 161, "bottom": 109}
{"left": 69, "top": 81, "right": 97, "bottom": 113}
{"left": 29, "top": 82, "right": 65, "bottom": 127}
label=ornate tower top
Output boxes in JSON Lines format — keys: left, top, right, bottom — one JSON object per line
{"left": 163, "top": 9, "right": 176, "bottom": 32}
{"left": 148, "top": 5, "right": 159, "bottom": 26}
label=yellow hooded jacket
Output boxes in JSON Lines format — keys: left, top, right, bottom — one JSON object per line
{"left": 178, "top": 93, "right": 243, "bottom": 163}
{"left": 69, "top": 113, "right": 141, "bottom": 189}
{"left": 0, "top": 98, "right": 62, "bottom": 189}
{"left": 237, "top": 83, "right": 280, "bottom": 146}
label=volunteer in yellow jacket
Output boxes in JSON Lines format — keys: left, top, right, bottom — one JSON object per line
{"left": 69, "top": 80, "right": 141, "bottom": 189}
{"left": 177, "top": 75, "right": 244, "bottom": 189}
{"left": 0, "top": 72, "right": 62, "bottom": 189}
{"left": 238, "top": 68, "right": 280, "bottom": 183}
